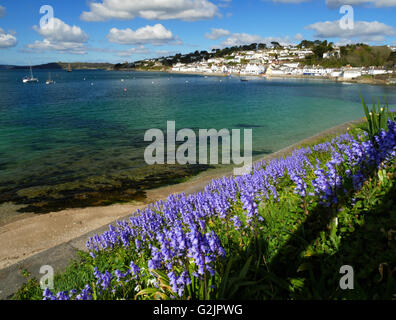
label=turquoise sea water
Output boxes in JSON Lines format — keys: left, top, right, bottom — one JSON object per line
{"left": 0, "top": 69, "right": 395, "bottom": 214}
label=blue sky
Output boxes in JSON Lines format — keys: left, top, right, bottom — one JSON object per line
{"left": 0, "top": 0, "right": 395, "bottom": 65}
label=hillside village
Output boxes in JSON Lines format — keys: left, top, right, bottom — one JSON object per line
{"left": 129, "top": 42, "right": 396, "bottom": 82}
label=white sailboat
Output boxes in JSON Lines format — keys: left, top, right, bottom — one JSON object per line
{"left": 22, "top": 66, "right": 39, "bottom": 83}
{"left": 46, "top": 72, "right": 54, "bottom": 85}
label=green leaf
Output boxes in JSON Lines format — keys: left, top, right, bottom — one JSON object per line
{"left": 239, "top": 256, "right": 253, "bottom": 279}
{"left": 289, "top": 278, "right": 305, "bottom": 292}
{"left": 297, "top": 263, "right": 312, "bottom": 273}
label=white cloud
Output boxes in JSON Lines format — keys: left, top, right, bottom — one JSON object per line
{"left": 307, "top": 20, "right": 396, "bottom": 42}
{"left": 222, "top": 33, "right": 264, "bottom": 46}
{"left": 205, "top": 28, "right": 230, "bottom": 40}
{"left": 326, "top": 0, "right": 396, "bottom": 8}
{"left": 81, "top": 0, "right": 220, "bottom": 22}
{"left": 334, "top": 39, "right": 354, "bottom": 46}
{"left": 26, "top": 18, "right": 89, "bottom": 54}
{"left": 294, "top": 33, "right": 304, "bottom": 41}
{"left": 155, "top": 49, "right": 178, "bottom": 56}
{"left": 0, "top": 27, "right": 17, "bottom": 48}
{"left": 83, "top": 45, "right": 151, "bottom": 57}
{"left": 221, "top": 33, "right": 293, "bottom": 47}
{"left": 107, "top": 24, "right": 175, "bottom": 45}
{"left": 116, "top": 45, "right": 150, "bottom": 57}
{"left": 25, "top": 39, "right": 87, "bottom": 54}
{"left": 33, "top": 18, "right": 89, "bottom": 43}
{"left": 0, "top": 5, "right": 6, "bottom": 18}
{"left": 0, "top": 6, "right": 17, "bottom": 50}
{"left": 217, "top": 0, "right": 232, "bottom": 8}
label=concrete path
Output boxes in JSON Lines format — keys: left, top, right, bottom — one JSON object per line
{"left": 0, "top": 220, "right": 111, "bottom": 299}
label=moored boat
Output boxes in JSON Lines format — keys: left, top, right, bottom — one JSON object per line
{"left": 22, "top": 66, "right": 39, "bottom": 83}
{"left": 46, "top": 72, "right": 54, "bottom": 84}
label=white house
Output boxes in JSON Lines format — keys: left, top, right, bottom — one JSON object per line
{"left": 283, "top": 63, "right": 299, "bottom": 68}
{"left": 368, "top": 69, "right": 387, "bottom": 76}
{"left": 266, "top": 67, "right": 285, "bottom": 76}
{"left": 244, "top": 64, "right": 265, "bottom": 75}
{"left": 323, "top": 50, "right": 341, "bottom": 59}
{"left": 388, "top": 46, "right": 396, "bottom": 52}
{"left": 342, "top": 70, "right": 362, "bottom": 79}
{"left": 172, "top": 63, "right": 185, "bottom": 72}
{"left": 330, "top": 70, "right": 343, "bottom": 77}
{"left": 220, "top": 65, "right": 229, "bottom": 73}
{"left": 302, "top": 67, "right": 326, "bottom": 76}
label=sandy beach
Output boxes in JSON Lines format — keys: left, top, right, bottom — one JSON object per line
{"left": 0, "top": 118, "right": 364, "bottom": 270}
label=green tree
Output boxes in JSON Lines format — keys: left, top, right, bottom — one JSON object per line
{"left": 271, "top": 41, "right": 281, "bottom": 48}
{"left": 258, "top": 43, "right": 267, "bottom": 50}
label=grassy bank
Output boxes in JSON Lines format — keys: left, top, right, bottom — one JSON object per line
{"left": 14, "top": 108, "right": 396, "bottom": 300}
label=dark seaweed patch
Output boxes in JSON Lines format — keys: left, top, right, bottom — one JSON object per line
{"left": 0, "top": 164, "right": 212, "bottom": 214}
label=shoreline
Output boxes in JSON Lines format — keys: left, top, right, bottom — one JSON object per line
{"left": 0, "top": 117, "right": 365, "bottom": 270}
{"left": 131, "top": 68, "right": 395, "bottom": 86}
